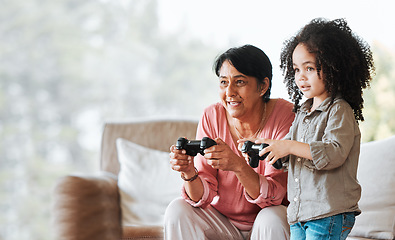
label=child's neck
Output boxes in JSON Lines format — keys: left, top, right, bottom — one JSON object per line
{"left": 310, "top": 100, "right": 320, "bottom": 112}
{"left": 310, "top": 95, "right": 330, "bottom": 112}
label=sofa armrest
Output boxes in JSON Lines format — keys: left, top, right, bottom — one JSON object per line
{"left": 122, "top": 225, "right": 163, "bottom": 240}
{"left": 52, "top": 172, "right": 122, "bottom": 240}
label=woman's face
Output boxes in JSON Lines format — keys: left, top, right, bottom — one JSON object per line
{"left": 218, "top": 60, "right": 265, "bottom": 120}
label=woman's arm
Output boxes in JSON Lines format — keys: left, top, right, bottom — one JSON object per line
{"left": 169, "top": 145, "right": 204, "bottom": 202}
{"left": 203, "top": 138, "right": 262, "bottom": 199}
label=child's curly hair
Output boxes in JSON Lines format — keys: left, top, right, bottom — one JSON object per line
{"left": 280, "top": 18, "right": 375, "bottom": 121}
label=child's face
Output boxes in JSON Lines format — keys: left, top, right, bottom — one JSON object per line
{"left": 292, "top": 43, "right": 329, "bottom": 104}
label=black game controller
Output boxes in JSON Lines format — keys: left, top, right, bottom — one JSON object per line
{"left": 176, "top": 137, "right": 217, "bottom": 156}
{"left": 241, "top": 140, "right": 282, "bottom": 169}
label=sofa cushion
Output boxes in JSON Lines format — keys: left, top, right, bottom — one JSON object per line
{"left": 349, "top": 135, "right": 395, "bottom": 239}
{"left": 116, "top": 138, "right": 183, "bottom": 226}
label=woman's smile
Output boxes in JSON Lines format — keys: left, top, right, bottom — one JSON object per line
{"left": 227, "top": 100, "right": 242, "bottom": 107}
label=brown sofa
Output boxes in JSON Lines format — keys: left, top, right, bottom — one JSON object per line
{"left": 52, "top": 119, "right": 395, "bottom": 240}
{"left": 52, "top": 119, "right": 198, "bottom": 240}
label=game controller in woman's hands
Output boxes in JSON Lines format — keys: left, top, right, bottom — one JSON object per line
{"left": 241, "top": 140, "right": 282, "bottom": 169}
{"left": 176, "top": 137, "right": 217, "bottom": 156}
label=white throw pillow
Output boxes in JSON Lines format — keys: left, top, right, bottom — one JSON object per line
{"left": 116, "top": 138, "right": 183, "bottom": 226}
{"left": 349, "top": 135, "right": 395, "bottom": 239}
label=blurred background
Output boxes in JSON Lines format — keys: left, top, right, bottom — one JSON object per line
{"left": 1, "top": 0, "right": 394, "bottom": 239}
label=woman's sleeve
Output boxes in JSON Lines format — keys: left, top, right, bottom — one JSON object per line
{"left": 244, "top": 171, "right": 288, "bottom": 207}
{"left": 181, "top": 107, "right": 220, "bottom": 208}
{"left": 272, "top": 104, "right": 295, "bottom": 140}
{"left": 245, "top": 103, "right": 295, "bottom": 207}
{"left": 245, "top": 147, "right": 290, "bottom": 208}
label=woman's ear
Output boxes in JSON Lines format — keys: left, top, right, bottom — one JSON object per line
{"left": 259, "top": 77, "right": 270, "bottom": 96}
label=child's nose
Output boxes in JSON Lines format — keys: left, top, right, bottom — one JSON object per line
{"left": 296, "top": 72, "right": 307, "bottom": 81}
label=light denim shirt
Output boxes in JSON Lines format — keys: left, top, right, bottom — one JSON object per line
{"left": 283, "top": 97, "right": 361, "bottom": 225}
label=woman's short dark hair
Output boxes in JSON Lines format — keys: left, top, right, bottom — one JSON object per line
{"left": 213, "top": 44, "right": 272, "bottom": 102}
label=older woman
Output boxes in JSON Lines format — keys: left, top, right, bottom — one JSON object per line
{"left": 165, "top": 45, "right": 295, "bottom": 239}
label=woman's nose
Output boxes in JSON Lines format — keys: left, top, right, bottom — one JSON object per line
{"left": 226, "top": 83, "right": 237, "bottom": 96}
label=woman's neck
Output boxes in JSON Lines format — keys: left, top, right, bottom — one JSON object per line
{"left": 231, "top": 100, "right": 268, "bottom": 140}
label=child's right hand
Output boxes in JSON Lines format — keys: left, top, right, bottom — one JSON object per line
{"left": 255, "top": 139, "right": 290, "bottom": 166}
{"left": 256, "top": 139, "right": 313, "bottom": 164}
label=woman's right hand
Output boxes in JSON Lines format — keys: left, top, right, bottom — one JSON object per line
{"left": 170, "top": 145, "right": 204, "bottom": 202}
{"left": 169, "top": 145, "right": 195, "bottom": 176}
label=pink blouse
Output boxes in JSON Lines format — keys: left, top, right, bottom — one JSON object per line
{"left": 181, "top": 99, "right": 295, "bottom": 230}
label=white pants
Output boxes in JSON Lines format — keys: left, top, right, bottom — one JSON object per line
{"left": 164, "top": 198, "right": 290, "bottom": 240}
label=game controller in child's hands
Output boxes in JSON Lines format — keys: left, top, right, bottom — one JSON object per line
{"left": 176, "top": 137, "right": 217, "bottom": 156}
{"left": 241, "top": 140, "right": 282, "bottom": 169}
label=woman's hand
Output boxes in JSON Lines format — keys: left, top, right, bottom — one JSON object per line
{"left": 169, "top": 145, "right": 195, "bottom": 177}
{"left": 208, "top": 138, "right": 260, "bottom": 199}
{"left": 236, "top": 138, "right": 258, "bottom": 162}
{"left": 203, "top": 138, "right": 248, "bottom": 173}
{"left": 170, "top": 145, "right": 204, "bottom": 202}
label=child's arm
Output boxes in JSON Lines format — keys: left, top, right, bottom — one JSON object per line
{"left": 255, "top": 139, "right": 312, "bottom": 166}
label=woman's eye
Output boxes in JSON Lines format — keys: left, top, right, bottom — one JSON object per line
{"left": 236, "top": 80, "right": 246, "bottom": 86}
{"left": 220, "top": 80, "right": 228, "bottom": 87}
{"left": 293, "top": 68, "right": 299, "bottom": 73}
{"left": 307, "top": 67, "right": 315, "bottom": 72}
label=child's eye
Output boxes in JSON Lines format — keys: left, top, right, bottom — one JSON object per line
{"left": 307, "top": 67, "right": 315, "bottom": 72}
{"left": 293, "top": 68, "right": 299, "bottom": 73}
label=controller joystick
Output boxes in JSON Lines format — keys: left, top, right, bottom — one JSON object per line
{"left": 176, "top": 137, "right": 217, "bottom": 156}
{"left": 241, "top": 140, "right": 282, "bottom": 169}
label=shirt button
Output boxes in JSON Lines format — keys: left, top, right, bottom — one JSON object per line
{"left": 300, "top": 137, "right": 304, "bottom": 142}
{"left": 304, "top": 118, "right": 309, "bottom": 123}
{"left": 295, "top": 178, "right": 299, "bottom": 182}
{"left": 297, "top": 158, "right": 301, "bottom": 162}
{"left": 293, "top": 197, "right": 298, "bottom": 202}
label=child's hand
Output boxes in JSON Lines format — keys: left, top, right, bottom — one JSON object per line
{"left": 255, "top": 139, "right": 291, "bottom": 166}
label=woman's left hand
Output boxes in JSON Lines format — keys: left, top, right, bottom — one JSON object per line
{"left": 203, "top": 138, "right": 247, "bottom": 172}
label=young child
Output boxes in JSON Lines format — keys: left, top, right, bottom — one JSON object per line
{"left": 257, "top": 18, "right": 375, "bottom": 240}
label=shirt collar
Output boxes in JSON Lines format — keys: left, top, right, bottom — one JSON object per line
{"left": 300, "top": 96, "right": 338, "bottom": 113}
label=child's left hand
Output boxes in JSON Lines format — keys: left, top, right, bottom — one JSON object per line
{"left": 255, "top": 139, "right": 292, "bottom": 166}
